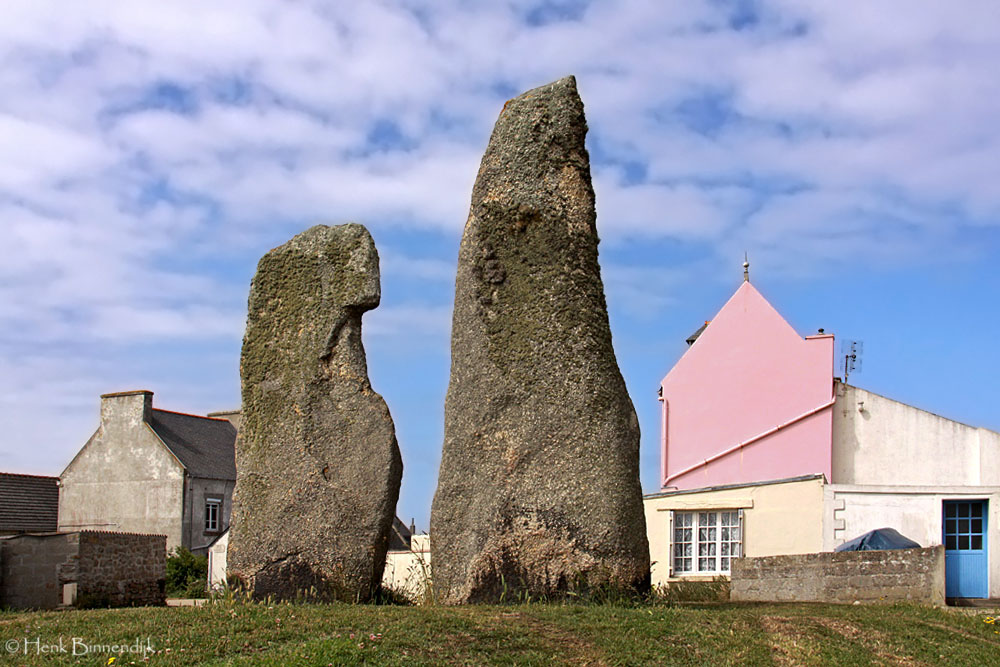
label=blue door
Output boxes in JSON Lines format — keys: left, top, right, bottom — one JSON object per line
{"left": 944, "top": 500, "right": 988, "bottom": 598}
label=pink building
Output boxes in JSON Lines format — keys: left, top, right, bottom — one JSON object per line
{"left": 648, "top": 275, "right": 1000, "bottom": 600}
{"left": 659, "top": 279, "right": 835, "bottom": 490}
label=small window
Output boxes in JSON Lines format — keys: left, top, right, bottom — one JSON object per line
{"left": 672, "top": 510, "right": 742, "bottom": 574}
{"left": 205, "top": 499, "right": 221, "bottom": 532}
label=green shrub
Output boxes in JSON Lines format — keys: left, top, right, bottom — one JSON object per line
{"left": 165, "top": 546, "right": 209, "bottom": 598}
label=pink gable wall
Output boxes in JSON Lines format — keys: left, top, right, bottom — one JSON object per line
{"left": 660, "top": 282, "right": 834, "bottom": 489}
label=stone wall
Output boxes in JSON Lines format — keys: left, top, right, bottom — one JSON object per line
{"left": 0, "top": 531, "right": 165, "bottom": 609}
{"left": 77, "top": 531, "right": 166, "bottom": 607}
{"left": 730, "top": 546, "right": 944, "bottom": 605}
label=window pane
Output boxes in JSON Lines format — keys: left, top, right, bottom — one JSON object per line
{"left": 971, "top": 503, "right": 983, "bottom": 518}
{"left": 946, "top": 519, "right": 957, "bottom": 535}
{"left": 722, "top": 542, "right": 730, "bottom": 556}
{"left": 972, "top": 519, "right": 983, "bottom": 534}
{"left": 720, "top": 557, "right": 729, "bottom": 571}
{"left": 945, "top": 504, "right": 957, "bottom": 518}
{"left": 958, "top": 504, "right": 970, "bottom": 518}
{"left": 959, "top": 519, "right": 970, "bottom": 534}
{"left": 972, "top": 536, "right": 983, "bottom": 550}
{"left": 946, "top": 536, "right": 957, "bottom": 550}
{"left": 959, "top": 536, "right": 970, "bottom": 550}
{"left": 684, "top": 543, "right": 692, "bottom": 557}
{"left": 721, "top": 527, "right": 730, "bottom": 541}
{"left": 698, "top": 558, "right": 713, "bottom": 571}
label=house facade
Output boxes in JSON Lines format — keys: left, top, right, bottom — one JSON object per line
{"left": 647, "top": 279, "right": 1000, "bottom": 599}
{"left": 59, "top": 390, "right": 237, "bottom": 555}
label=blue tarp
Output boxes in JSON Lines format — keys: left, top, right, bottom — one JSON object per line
{"left": 834, "top": 527, "right": 921, "bottom": 552}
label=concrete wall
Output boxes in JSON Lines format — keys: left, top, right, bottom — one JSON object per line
{"left": 825, "top": 484, "right": 1000, "bottom": 597}
{"left": 832, "top": 383, "right": 1000, "bottom": 486}
{"left": 731, "top": 546, "right": 945, "bottom": 605}
{"left": 644, "top": 476, "right": 825, "bottom": 587}
{"left": 382, "top": 534, "right": 431, "bottom": 602}
{"left": 77, "top": 531, "right": 166, "bottom": 607}
{"left": 59, "top": 391, "right": 186, "bottom": 551}
{"left": 0, "top": 531, "right": 165, "bottom": 609}
{"left": 184, "top": 477, "right": 234, "bottom": 555}
{"left": 660, "top": 282, "right": 834, "bottom": 490}
{"left": 0, "top": 533, "right": 79, "bottom": 609}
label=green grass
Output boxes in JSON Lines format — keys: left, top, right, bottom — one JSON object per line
{"left": 1, "top": 600, "right": 997, "bottom": 666}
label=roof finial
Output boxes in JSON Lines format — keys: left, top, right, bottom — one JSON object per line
{"left": 743, "top": 252, "right": 750, "bottom": 282}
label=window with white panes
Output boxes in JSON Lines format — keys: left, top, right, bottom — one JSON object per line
{"left": 671, "top": 510, "right": 742, "bottom": 574}
{"left": 205, "top": 498, "right": 221, "bottom": 532}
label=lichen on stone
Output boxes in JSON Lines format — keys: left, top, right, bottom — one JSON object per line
{"left": 229, "top": 223, "right": 402, "bottom": 602}
{"left": 431, "top": 76, "right": 650, "bottom": 604}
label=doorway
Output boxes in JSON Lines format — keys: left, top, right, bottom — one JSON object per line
{"left": 944, "top": 499, "right": 988, "bottom": 599}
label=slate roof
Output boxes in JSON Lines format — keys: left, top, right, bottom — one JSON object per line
{"left": 0, "top": 472, "right": 59, "bottom": 533}
{"left": 149, "top": 409, "right": 237, "bottom": 481}
{"left": 685, "top": 321, "right": 709, "bottom": 345}
{"left": 388, "top": 516, "right": 413, "bottom": 552}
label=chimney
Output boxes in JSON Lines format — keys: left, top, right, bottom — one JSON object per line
{"left": 100, "top": 390, "right": 153, "bottom": 429}
{"left": 207, "top": 409, "right": 242, "bottom": 432}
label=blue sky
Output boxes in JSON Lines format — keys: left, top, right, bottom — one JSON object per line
{"left": 2, "top": 1, "right": 999, "bottom": 531}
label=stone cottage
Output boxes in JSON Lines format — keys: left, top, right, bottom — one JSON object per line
{"left": 59, "top": 390, "right": 237, "bottom": 555}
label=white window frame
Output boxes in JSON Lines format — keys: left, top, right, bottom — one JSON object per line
{"left": 205, "top": 498, "right": 222, "bottom": 532}
{"left": 670, "top": 509, "right": 743, "bottom": 576}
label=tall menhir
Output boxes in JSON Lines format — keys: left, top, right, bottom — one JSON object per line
{"left": 431, "top": 76, "right": 650, "bottom": 604}
{"left": 228, "top": 223, "right": 402, "bottom": 601}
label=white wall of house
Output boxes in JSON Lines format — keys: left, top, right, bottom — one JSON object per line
{"left": 207, "top": 529, "right": 229, "bottom": 590}
{"left": 832, "top": 384, "right": 1000, "bottom": 486}
{"left": 824, "top": 484, "right": 1000, "bottom": 597}
{"left": 382, "top": 534, "right": 431, "bottom": 602}
{"left": 644, "top": 476, "right": 825, "bottom": 587}
{"left": 59, "top": 392, "right": 185, "bottom": 551}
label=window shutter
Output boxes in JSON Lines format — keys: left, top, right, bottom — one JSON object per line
{"left": 668, "top": 510, "right": 675, "bottom": 578}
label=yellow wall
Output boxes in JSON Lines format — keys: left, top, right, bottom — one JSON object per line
{"left": 643, "top": 476, "right": 825, "bottom": 586}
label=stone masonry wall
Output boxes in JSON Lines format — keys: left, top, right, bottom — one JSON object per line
{"left": 730, "top": 546, "right": 944, "bottom": 605}
{"left": 0, "top": 533, "right": 79, "bottom": 609}
{"left": 77, "top": 531, "right": 166, "bottom": 607}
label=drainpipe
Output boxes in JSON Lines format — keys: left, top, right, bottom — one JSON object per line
{"left": 658, "top": 387, "right": 667, "bottom": 488}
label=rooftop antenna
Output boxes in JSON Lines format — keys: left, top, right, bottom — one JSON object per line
{"left": 743, "top": 252, "right": 750, "bottom": 282}
{"left": 842, "top": 340, "right": 863, "bottom": 382}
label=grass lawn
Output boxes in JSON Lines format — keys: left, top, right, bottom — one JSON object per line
{"left": 1, "top": 600, "right": 998, "bottom": 666}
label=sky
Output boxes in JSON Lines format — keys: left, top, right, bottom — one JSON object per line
{"left": 2, "top": 1, "right": 999, "bottom": 532}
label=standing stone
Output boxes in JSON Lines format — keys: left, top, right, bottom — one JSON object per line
{"left": 430, "top": 76, "right": 649, "bottom": 604}
{"left": 228, "top": 223, "right": 402, "bottom": 602}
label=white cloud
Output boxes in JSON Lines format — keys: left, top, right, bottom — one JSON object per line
{"left": 2, "top": 0, "right": 1000, "bottom": 478}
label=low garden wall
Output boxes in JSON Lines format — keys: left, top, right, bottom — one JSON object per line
{"left": 730, "top": 546, "right": 944, "bottom": 605}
